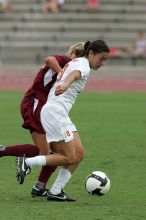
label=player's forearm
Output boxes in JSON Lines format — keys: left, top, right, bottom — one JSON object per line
{"left": 64, "top": 70, "right": 81, "bottom": 87}
{"left": 44, "top": 56, "right": 62, "bottom": 73}
{"left": 55, "top": 71, "right": 81, "bottom": 96}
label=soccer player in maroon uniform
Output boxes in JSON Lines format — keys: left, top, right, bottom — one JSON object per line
{"left": 21, "top": 54, "right": 72, "bottom": 153}
{"left": 0, "top": 42, "right": 85, "bottom": 200}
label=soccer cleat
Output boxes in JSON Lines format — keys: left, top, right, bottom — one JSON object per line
{"left": 47, "top": 190, "right": 76, "bottom": 202}
{"left": 31, "top": 186, "right": 49, "bottom": 197}
{"left": 16, "top": 156, "right": 31, "bottom": 184}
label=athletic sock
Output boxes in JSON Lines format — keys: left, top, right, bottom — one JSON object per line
{"left": 34, "top": 181, "right": 46, "bottom": 190}
{"left": 26, "top": 155, "right": 46, "bottom": 168}
{"left": 50, "top": 167, "right": 71, "bottom": 195}
{"left": 38, "top": 165, "right": 57, "bottom": 185}
{"left": 0, "top": 144, "right": 39, "bottom": 157}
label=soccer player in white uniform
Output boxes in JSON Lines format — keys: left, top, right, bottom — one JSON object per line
{"left": 16, "top": 39, "right": 110, "bottom": 201}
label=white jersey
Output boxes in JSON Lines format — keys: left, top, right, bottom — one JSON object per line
{"left": 46, "top": 57, "right": 91, "bottom": 112}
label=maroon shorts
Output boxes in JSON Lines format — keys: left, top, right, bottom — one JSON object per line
{"left": 20, "top": 96, "right": 45, "bottom": 134}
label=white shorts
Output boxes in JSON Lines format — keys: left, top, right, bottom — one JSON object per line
{"left": 41, "top": 102, "right": 77, "bottom": 143}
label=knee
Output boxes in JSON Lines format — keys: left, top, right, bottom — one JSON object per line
{"left": 65, "top": 154, "right": 77, "bottom": 165}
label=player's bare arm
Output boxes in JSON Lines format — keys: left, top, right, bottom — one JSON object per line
{"left": 55, "top": 70, "right": 81, "bottom": 96}
{"left": 44, "top": 56, "right": 63, "bottom": 73}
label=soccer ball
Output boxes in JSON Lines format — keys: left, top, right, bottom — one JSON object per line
{"left": 85, "top": 171, "right": 110, "bottom": 196}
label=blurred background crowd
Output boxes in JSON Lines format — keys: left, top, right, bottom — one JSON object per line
{"left": 0, "top": 0, "right": 146, "bottom": 67}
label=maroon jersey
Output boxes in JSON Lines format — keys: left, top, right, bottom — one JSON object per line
{"left": 25, "top": 55, "right": 71, "bottom": 104}
{"left": 21, "top": 55, "right": 71, "bottom": 133}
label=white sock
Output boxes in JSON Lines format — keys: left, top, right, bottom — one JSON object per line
{"left": 50, "top": 167, "right": 71, "bottom": 195}
{"left": 26, "top": 156, "right": 46, "bottom": 168}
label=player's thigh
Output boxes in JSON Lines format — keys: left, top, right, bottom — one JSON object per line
{"left": 31, "top": 131, "right": 50, "bottom": 155}
{"left": 53, "top": 140, "right": 76, "bottom": 162}
{"left": 51, "top": 132, "right": 84, "bottom": 159}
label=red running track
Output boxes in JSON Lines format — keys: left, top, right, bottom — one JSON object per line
{"left": 85, "top": 77, "right": 146, "bottom": 92}
{"left": 0, "top": 69, "right": 146, "bottom": 92}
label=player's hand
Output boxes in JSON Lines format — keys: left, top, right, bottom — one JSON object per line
{"left": 55, "top": 85, "right": 68, "bottom": 96}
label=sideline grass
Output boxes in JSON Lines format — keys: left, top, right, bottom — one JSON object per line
{"left": 0, "top": 92, "right": 146, "bottom": 220}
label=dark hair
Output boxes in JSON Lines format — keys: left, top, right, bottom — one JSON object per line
{"left": 80, "top": 39, "right": 110, "bottom": 57}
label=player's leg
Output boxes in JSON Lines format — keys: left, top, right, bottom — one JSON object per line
{"left": 47, "top": 132, "right": 84, "bottom": 201}
{"left": 16, "top": 139, "right": 76, "bottom": 184}
{"left": 31, "top": 132, "right": 83, "bottom": 197}
{"left": 31, "top": 131, "right": 49, "bottom": 155}
{"left": 0, "top": 130, "right": 45, "bottom": 159}
{"left": 31, "top": 131, "right": 57, "bottom": 197}
{"left": 49, "top": 132, "right": 84, "bottom": 191}
{"left": 0, "top": 144, "right": 39, "bottom": 157}
{"left": 64, "top": 131, "right": 84, "bottom": 173}
{"left": 41, "top": 140, "right": 77, "bottom": 166}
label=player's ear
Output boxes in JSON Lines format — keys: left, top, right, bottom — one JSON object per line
{"left": 89, "top": 50, "right": 94, "bottom": 56}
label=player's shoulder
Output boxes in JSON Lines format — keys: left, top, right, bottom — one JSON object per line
{"left": 54, "top": 54, "right": 70, "bottom": 61}
{"left": 76, "top": 57, "right": 88, "bottom": 62}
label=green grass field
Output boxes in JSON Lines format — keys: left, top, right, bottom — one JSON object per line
{"left": 0, "top": 92, "right": 146, "bottom": 220}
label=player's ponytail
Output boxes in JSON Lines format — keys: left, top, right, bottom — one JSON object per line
{"left": 84, "top": 41, "right": 91, "bottom": 51}
{"left": 80, "top": 39, "right": 110, "bottom": 57}
{"left": 79, "top": 41, "right": 91, "bottom": 57}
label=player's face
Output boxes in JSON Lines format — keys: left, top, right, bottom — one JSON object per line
{"left": 88, "top": 51, "right": 109, "bottom": 70}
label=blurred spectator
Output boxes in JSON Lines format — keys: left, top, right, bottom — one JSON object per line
{"left": 58, "top": 0, "right": 65, "bottom": 9}
{"left": 42, "top": 0, "right": 65, "bottom": 13}
{"left": 109, "top": 47, "right": 129, "bottom": 59}
{"left": 0, "top": 0, "right": 11, "bottom": 13}
{"left": 110, "top": 47, "right": 125, "bottom": 58}
{"left": 86, "top": 0, "right": 100, "bottom": 13}
{"left": 127, "top": 31, "right": 146, "bottom": 57}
